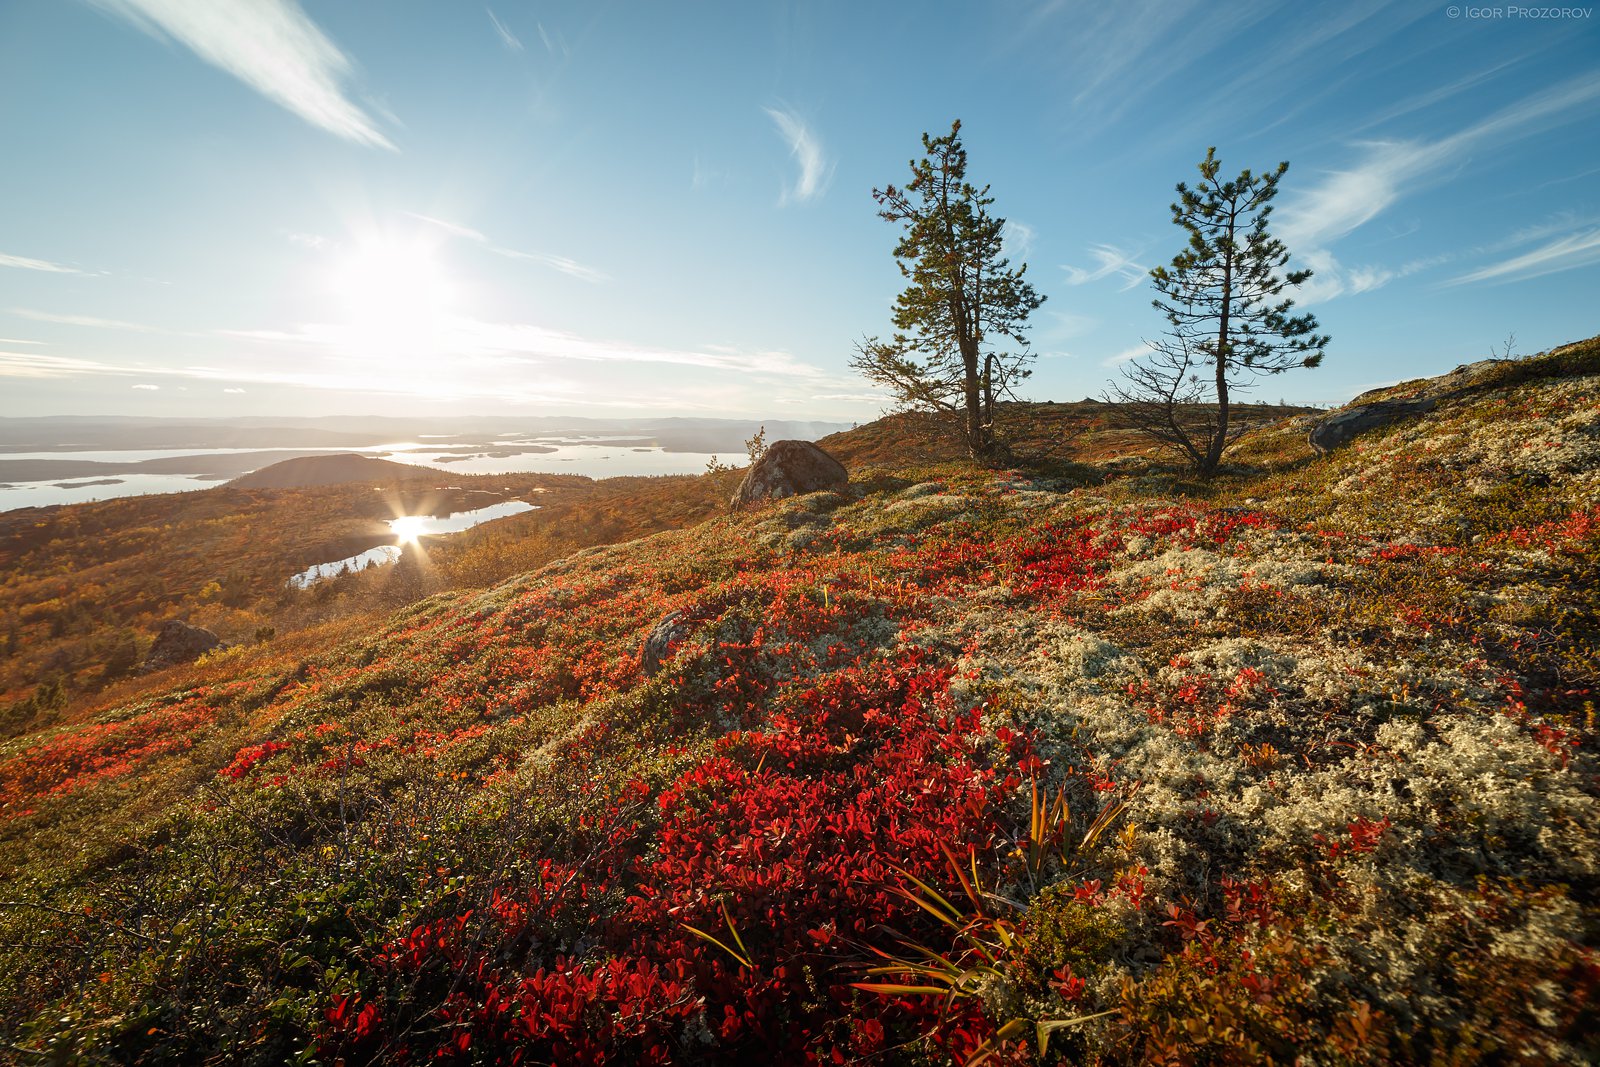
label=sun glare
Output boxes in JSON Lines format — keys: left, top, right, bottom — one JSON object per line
{"left": 328, "top": 235, "right": 455, "bottom": 360}
{"left": 390, "top": 515, "right": 430, "bottom": 543}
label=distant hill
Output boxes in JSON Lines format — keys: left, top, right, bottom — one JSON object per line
{"left": 228, "top": 453, "right": 445, "bottom": 488}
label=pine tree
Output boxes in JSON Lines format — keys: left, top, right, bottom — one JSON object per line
{"left": 1109, "top": 147, "right": 1327, "bottom": 478}
{"left": 852, "top": 120, "right": 1043, "bottom": 463}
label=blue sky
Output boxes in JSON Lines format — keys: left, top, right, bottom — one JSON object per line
{"left": 1, "top": 0, "right": 1597, "bottom": 421}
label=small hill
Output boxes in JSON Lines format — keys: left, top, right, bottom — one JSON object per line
{"left": 818, "top": 398, "right": 1315, "bottom": 469}
{"left": 228, "top": 453, "right": 446, "bottom": 489}
{"left": 2, "top": 337, "right": 1598, "bottom": 1063}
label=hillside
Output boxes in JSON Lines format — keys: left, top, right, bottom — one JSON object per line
{"left": 0, "top": 469, "right": 733, "bottom": 723}
{"left": 816, "top": 399, "right": 1314, "bottom": 470}
{"left": 1, "top": 338, "right": 1598, "bottom": 1063}
{"left": 227, "top": 453, "right": 448, "bottom": 489}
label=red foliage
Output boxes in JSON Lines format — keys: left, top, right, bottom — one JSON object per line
{"left": 321, "top": 653, "right": 1019, "bottom": 1063}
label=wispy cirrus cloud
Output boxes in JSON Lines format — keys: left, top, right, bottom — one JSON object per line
{"left": 1002, "top": 221, "right": 1037, "bottom": 261}
{"left": 486, "top": 8, "right": 522, "bottom": 52}
{"left": 403, "top": 212, "right": 609, "bottom": 283}
{"left": 90, "top": 0, "right": 395, "bottom": 149}
{"left": 10, "top": 308, "right": 160, "bottom": 332}
{"left": 1063, "top": 244, "right": 1147, "bottom": 291}
{"left": 1100, "top": 343, "right": 1149, "bottom": 367}
{"left": 535, "top": 22, "right": 569, "bottom": 57}
{"left": 0, "top": 251, "right": 82, "bottom": 274}
{"left": 222, "top": 312, "right": 830, "bottom": 381}
{"left": 1290, "top": 249, "right": 1403, "bottom": 305}
{"left": 1446, "top": 226, "right": 1600, "bottom": 287}
{"left": 491, "top": 248, "right": 609, "bottom": 284}
{"left": 1279, "top": 71, "right": 1600, "bottom": 249}
{"left": 1272, "top": 72, "right": 1600, "bottom": 305}
{"left": 0, "top": 351, "right": 131, "bottom": 378}
{"left": 764, "top": 106, "right": 832, "bottom": 204}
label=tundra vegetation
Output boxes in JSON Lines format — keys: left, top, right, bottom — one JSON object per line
{"left": 1, "top": 336, "right": 1597, "bottom": 1063}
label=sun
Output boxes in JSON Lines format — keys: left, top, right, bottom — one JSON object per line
{"left": 390, "top": 515, "right": 430, "bottom": 544}
{"left": 328, "top": 235, "right": 455, "bottom": 360}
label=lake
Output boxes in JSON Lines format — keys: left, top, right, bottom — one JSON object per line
{"left": 0, "top": 441, "right": 728, "bottom": 511}
{"left": 288, "top": 500, "right": 540, "bottom": 588}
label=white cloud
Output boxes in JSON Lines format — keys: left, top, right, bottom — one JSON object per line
{"left": 11, "top": 308, "right": 159, "bottom": 332}
{"left": 1446, "top": 226, "right": 1600, "bottom": 287}
{"left": 132, "top": 383, "right": 160, "bottom": 390}
{"left": 490, "top": 247, "right": 609, "bottom": 284}
{"left": 223, "top": 387, "right": 247, "bottom": 393}
{"left": 405, "top": 211, "right": 608, "bottom": 283}
{"left": 764, "top": 106, "right": 832, "bottom": 204}
{"left": 1100, "top": 344, "right": 1149, "bottom": 367}
{"left": 1279, "top": 71, "right": 1600, "bottom": 250}
{"left": 1002, "top": 221, "right": 1036, "bottom": 261}
{"left": 1267, "top": 71, "right": 1600, "bottom": 307}
{"left": 1063, "top": 245, "right": 1147, "bottom": 291}
{"left": 0, "top": 351, "right": 130, "bottom": 378}
{"left": 487, "top": 8, "right": 522, "bottom": 52}
{"left": 403, "top": 212, "right": 487, "bottom": 243}
{"left": 92, "top": 0, "right": 394, "bottom": 149}
{"left": 220, "top": 312, "right": 832, "bottom": 384}
{"left": 535, "top": 22, "right": 568, "bottom": 58}
{"left": 1275, "top": 141, "right": 1436, "bottom": 250}
{"left": 0, "top": 251, "right": 81, "bottom": 274}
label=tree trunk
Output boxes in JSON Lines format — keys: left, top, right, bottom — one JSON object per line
{"left": 1204, "top": 221, "right": 1236, "bottom": 479}
{"left": 961, "top": 338, "right": 987, "bottom": 460}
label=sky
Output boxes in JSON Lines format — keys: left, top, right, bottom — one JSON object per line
{"left": 1, "top": 0, "right": 1597, "bottom": 422}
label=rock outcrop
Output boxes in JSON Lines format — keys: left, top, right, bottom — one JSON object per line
{"left": 1308, "top": 357, "right": 1518, "bottom": 455}
{"left": 142, "top": 620, "right": 225, "bottom": 672}
{"left": 1308, "top": 397, "right": 1438, "bottom": 455}
{"left": 730, "top": 441, "right": 848, "bottom": 508}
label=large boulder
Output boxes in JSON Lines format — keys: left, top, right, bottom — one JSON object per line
{"left": 142, "top": 620, "right": 225, "bottom": 672}
{"left": 1308, "top": 397, "right": 1437, "bottom": 455}
{"left": 731, "top": 440, "right": 848, "bottom": 508}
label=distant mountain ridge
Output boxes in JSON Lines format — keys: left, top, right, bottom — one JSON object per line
{"left": 0, "top": 415, "right": 851, "bottom": 454}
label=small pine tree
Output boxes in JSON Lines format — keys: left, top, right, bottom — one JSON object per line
{"left": 1109, "top": 147, "right": 1326, "bottom": 478}
{"left": 744, "top": 425, "right": 768, "bottom": 466}
{"left": 852, "top": 120, "right": 1043, "bottom": 463}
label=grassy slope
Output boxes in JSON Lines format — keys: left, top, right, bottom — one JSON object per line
{"left": 1, "top": 340, "right": 1598, "bottom": 1063}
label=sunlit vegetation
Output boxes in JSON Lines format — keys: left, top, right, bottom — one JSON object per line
{"left": 0, "top": 336, "right": 1597, "bottom": 1062}
{"left": 0, "top": 469, "right": 738, "bottom": 736}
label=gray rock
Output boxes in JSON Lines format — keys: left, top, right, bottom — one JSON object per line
{"left": 641, "top": 611, "right": 687, "bottom": 677}
{"left": 1317, "top": 358, "right": 1520, "bottom": 454}
{"left": 142, "top": 620, "right": 225, "bottom": 672}
{"left": 1308, "top": 398, "right": 1437, "bottom": 455}
{"left": 731, "top": 440, "right": 849, "bottom": 508}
